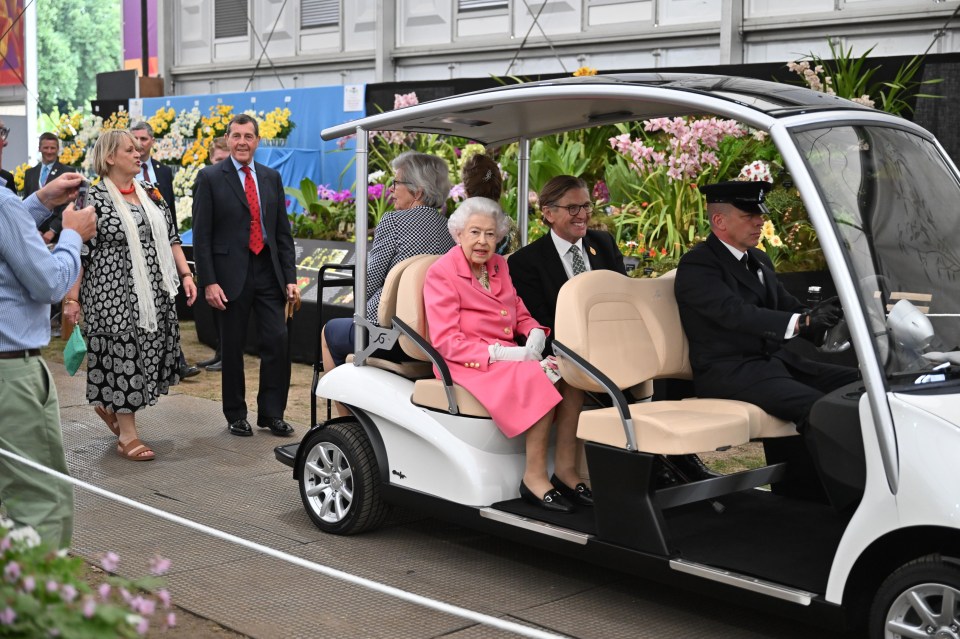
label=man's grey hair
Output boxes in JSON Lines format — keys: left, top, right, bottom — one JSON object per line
{"left": 447, "top": 197, "right": 511, "bottom": 242}
{"left": 390, "top": 151, "right": 451, "bottom": 209}
{"left": 129, "top": 121, "right": 154, "bottom": 138}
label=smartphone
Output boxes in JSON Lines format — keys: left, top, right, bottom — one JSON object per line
{"left": 74, "top": 180, "right": 89, "bottom": 209}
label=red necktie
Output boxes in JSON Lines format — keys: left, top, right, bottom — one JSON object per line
{"left": 141, "top": 162, "right": 150, "bottom": 182}
{"left": 241, "top": 166, "right": 264, "bottom": 255}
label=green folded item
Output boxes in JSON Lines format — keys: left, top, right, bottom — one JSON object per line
{"left": 63, "top": 326, "right": 87, "bottom": 376}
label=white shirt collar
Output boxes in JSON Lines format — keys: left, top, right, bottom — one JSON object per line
{"left": 718, "top": 237, "right": 747, "bottom": 262}
{"left": 231, "top": 157, "right": 254, "bottom": 173}
{"left": 549, "top": 229, "right": 584, "bottom": 258}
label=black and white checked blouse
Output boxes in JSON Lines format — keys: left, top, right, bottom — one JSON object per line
{"left": 365, "top": 205, "right": 454, "bottom": 323}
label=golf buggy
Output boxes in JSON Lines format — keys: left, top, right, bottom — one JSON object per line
{"left": 276, "top": 74, "right": 960, "bottom": 637}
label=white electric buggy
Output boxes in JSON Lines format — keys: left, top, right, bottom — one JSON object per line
{"left": 276, "top": 74, "right": 960, "bottom": 637}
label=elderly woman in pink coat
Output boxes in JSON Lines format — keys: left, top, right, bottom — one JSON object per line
{"left": 423, "top": 196, "right": 588, "bottom": 514}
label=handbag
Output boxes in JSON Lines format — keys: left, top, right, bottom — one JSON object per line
{"left": 63, "top": 325, "right": 87, "bottom": 376}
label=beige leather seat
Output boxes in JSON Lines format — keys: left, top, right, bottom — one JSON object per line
{"left": 555, "top": 269, "right": 795, "bottom": 456}
{"left": 392, "top": 255, "right": 491, "bottom": 417}
{"left": 346, "top": 254, "right": 434, "bottom": 379}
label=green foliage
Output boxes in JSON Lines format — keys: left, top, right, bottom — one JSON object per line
{"left": 284, "top": 178, "right": 354, "bottom": 240}
{"left": 789, "top": 39, "right": 942, "bottom": 116}
{"left": 37, "top": 0, "right": 122, "bottom": 114}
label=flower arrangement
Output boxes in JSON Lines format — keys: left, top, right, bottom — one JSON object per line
{"left": 198, "top": 104, "right": 234, "bottom": 139}
{"left": 261, "top": 107, "right": 295, "bottom": 140}
{"left": 175, "top": 196, "right": 193, "bottom": 232}
{"left": 101, "top": 110, "right": 130, "bottom": 132}
{"left": 787, "top": 39, "right": 941, "bottom": 116}
{"left": 181, "top": 138, "right": 208, "bottom": 167}
{"left": 0, "top": 516, "right": 175, "bottom": 636}
{"left": 607, "top": 116, "right": 752, "bottom": 257}
{"left": 59, "top": 141, "right": 86, "bottom": 168}
{"left": 12, "top": 162, "right": 29, "bottom": 193}
{"left": 54, "top": 112, "right": 83, "bottom": 142}
{"left": 147, "top": 106, "right": 176, "bottom": 138}
{"left": 173, "top": 163, "right": 202, "bottom": 199}
{"left": 152, "top": 130, "right": 188, "bottom": 165}
{"left": 75, "top": 113, "right": 103, "bottom": 149}
{"left": 172, "top": 107, "right": 201, "bottom": 139}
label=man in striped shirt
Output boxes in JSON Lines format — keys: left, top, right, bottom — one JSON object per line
{"left": 0, "top": 172, "right": 95, "bottom": 549}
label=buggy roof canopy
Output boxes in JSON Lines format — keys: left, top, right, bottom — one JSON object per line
{"left": 321, "top": 74, "right": 875, "bottom": 146}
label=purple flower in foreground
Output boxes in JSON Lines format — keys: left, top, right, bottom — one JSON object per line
{"left": 0, "top": 607, "right": 15, "bottom": 625}
{"left": 149, "top": 555, "right": 171, "bottom": 576}
{"left": 98, "top": 582, "right": 111, "bottom": 600}
{"left": 61, "top": 584, "right": 78, "bottom": 602}
{"left": 166, "top": 612, "right": 177, "bottom": 628}
{"left": 368, "top": 184, "right": 385, "bottom": 200}
{"left": 136, "top": 617, "right": 149, "bottom": 635}
{"left": 0, "top": 536, "right": 10, "bottom": 552}
{"left": 3, "top": 561, "right": 19, "bottom": 582}
{"left": 47, "top": 580, "right": 59, "bottom": 593}
{"left": 83, "top": 597, "right": 97, "bottom": 618}
{"left": 100, "top": 551, "right": 119, "bottom": 572}
{"left": 449, "top": 184, "right": 466, "bottom": 202}
{"left": 21, "top": 575, "right": 35, "bottom": 592}
{"left": 157, "top": 589, "right": 171, "bottom": 608}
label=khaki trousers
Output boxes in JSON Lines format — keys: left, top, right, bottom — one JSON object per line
{"left": 0, "top": 355, "right": 74, "bottom": 549}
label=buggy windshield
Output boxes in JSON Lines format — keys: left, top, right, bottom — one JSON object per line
{"left": 794, "top": 124, "right": 960, "bottom": 390}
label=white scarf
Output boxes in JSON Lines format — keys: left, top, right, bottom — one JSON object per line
{"left": 102, "top": 176, "right": 180, "bottom": 333}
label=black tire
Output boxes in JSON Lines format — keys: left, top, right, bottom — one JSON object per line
{"left": 296, "top": 421, "right": 388, "bottom": 535}
{"left": 869, "top": 554, "right": 960, "bottom": 638}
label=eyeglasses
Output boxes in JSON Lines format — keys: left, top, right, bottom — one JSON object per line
{"left": 547, "top": 202, "right": 593, "bottom": 216}
{"left": 0, "top": 127, "right": 9, "bottom": 141}
{"left": 389, "top": 178, "right": 412, "bottom": 189}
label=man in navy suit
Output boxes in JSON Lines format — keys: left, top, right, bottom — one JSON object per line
{"left": 674, "top": 180, "right": 856, "bottom": 429}
{"left": 192, "top": 114, "right": 297, "bottom": 437}
{"left": 24, "top": 132, "right": 77, "bottom": 243}
{"left": 130, "top": 121, "right": 175, "bottom": 209}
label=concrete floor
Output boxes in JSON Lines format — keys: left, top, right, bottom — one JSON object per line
{"left": 49, "top": 362, "right": 855, "bottom": 639}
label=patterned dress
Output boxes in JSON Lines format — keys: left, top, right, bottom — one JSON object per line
{"left": 80, "top": 181, "right": 182, "bottom": 414}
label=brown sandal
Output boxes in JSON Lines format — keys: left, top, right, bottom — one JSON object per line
{"left": 117, "top": 438, "right": 155, "bottom": 461}
{"left": 94, "top": 406, "right": 120, "bottom": 437}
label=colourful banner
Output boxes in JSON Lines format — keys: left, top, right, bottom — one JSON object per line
{"left": 122, "top": 0, "right": 157, "bottom": 76}
{"left": 0, "top": 0, "right": 25, "bottom": 86}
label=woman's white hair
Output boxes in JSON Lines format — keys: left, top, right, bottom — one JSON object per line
{"left": 448, "top": 197, "right": 511, "bottom": 242}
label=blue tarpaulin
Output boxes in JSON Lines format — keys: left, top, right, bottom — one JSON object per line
{"left": 138, "top": 84, "right": 362, "bottom": 190}
{"left": 140, "top": 85, "right": 364, "bottom": 245}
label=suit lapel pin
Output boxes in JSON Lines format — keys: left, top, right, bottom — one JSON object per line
{"left": 589, "top": 246, "right": 596, "bottom": 256}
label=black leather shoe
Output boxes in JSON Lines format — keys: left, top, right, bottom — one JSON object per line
{"left": 179, "top": 365, "right": 201, "bottom": 379}
{"left": 550, "top": 474, "right": 594, "bottom": 506}
{"left": 519, "top": 481, "right": 574, "bottom": 513}
{"left": 227, "top": 418, "right": 253, "bottom": 437}
{"left": 257, "top": 417, "right": 294, "bottom": 437}
{"left": 196, "top": 355, "right": 221, "bottom": 368}
{"left": 205, "top": 360, "right": 222, "bottom": 372}
{"left": 667, "top": 454, "right": 722, "bottom": 482}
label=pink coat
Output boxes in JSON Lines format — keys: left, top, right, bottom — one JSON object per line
{"left": 423, "top": 247, "right": 561, "bottom": 437}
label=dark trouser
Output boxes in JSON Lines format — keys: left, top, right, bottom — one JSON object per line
{"left": 724, "top": 354, "right": 859, "bottom": 428}
{"left": 220, "top": 249, "right": 290, "bottom": 423}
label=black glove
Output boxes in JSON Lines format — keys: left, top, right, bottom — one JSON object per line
{"left": 800, "top": 296, "right": 843, "bottom": 346}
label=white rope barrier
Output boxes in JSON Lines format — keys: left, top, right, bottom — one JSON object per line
{"left": 0, "top": 446, "right": 570, "bottom": 639}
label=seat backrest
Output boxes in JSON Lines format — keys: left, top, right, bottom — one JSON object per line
{"left": 554, "top": 269, "right": 692, "bottom": 392}
{"left": 393, "top": 254, "right": 443, "bottom": 360}
{"left": 377, "top": 254, "right": 431, "bottom": 327}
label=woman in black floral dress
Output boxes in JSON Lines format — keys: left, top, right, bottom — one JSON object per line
{"left": 62, "top": 130, "right": 197, "bottom": 460}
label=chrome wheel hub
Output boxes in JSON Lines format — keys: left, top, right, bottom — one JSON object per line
{"left": 302, "top": 441, "right": 354, "bottom": 524}
{"left": 886, "top": 583, "right": 960, "bottom": 639}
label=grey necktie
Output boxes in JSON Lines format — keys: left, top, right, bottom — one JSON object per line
{"left": 569, "top": 245, "right": 587, "bottom": 276}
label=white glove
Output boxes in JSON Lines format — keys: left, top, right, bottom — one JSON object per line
{"left": 488, "top": 343, "right": 542, "bottom": 362}
{"left": 525, "top": 328, "right": 546, "bottom": 357}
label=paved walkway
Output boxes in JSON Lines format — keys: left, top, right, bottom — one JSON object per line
{"left": 47, "top": 362, "right": 853, "bottom": 639}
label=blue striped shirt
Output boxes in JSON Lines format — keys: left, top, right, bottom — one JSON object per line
{"left": 0, "top": 188, "right": 82, "bottom": 351}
